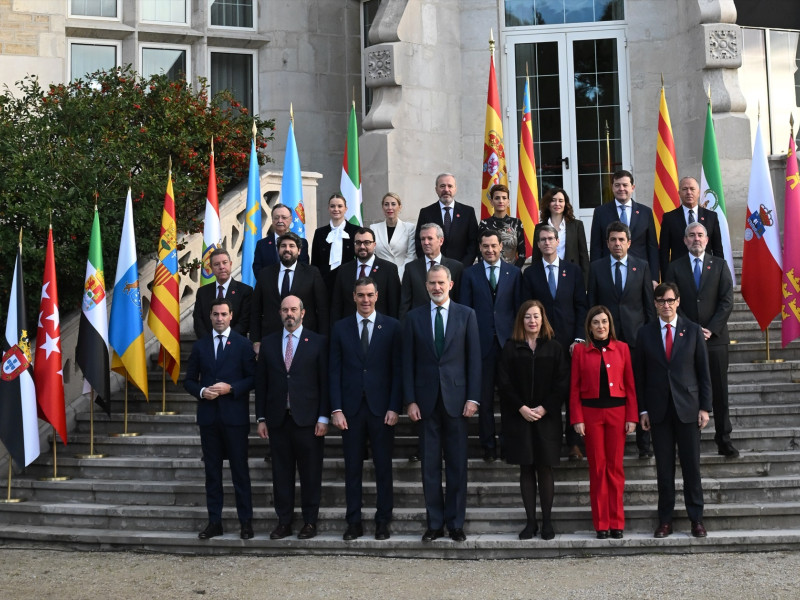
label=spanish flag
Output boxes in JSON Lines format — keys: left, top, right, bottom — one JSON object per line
{"left": 481, "top": 43, "right": 507, "bottom": 220}
{"left": 652, "top": 85, "right": 680, "bottom": 239}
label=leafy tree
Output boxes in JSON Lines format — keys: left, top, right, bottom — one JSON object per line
{"left": 0, "top": 66, "right": 274, "bottom": 325}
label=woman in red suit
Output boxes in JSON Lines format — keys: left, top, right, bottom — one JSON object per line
{"left": 570, "top": 305, "right": 638, "bottom": 539}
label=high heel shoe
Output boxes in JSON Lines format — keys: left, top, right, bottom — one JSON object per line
{"left": 541, "top": 520, "right": 555, "bottom": 541}
{"left": 518, "top": 521, "right": 539, "bottom": 540}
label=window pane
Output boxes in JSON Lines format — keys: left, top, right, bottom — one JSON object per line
{"left": 505, "top": 0, "right": 623, "bottom": 27}
{"left": 210, "top": 0, "right": 254, "bottom": 28}
{"left": 767, "top": 30, "right": 800, "bottom": 154}
{"left": 211, "top": 52, "right": 253, "bottom": 111}
{"left": 71, "top": 43, "right": 116, "bottom": 81}
{"left": 71, "top": 0, "right": 117, "bottom": 18}
{"left": 141, "top": 0, "right": 186, "bottom": 24}
{"left": 739, "top": 29, "right": 769, "bottom": 153}
{"left": 142, "top": 48, "right": 187, "bottom": 80}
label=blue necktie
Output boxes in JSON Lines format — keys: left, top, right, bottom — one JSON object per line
{"left": 694, "top": 257, "right": 702, "bottom": 289}
{"left": 434, "top": 306, "right": 445, "bottom": 358}
{"left": 547, "top": 264, "right": 556, "bottom": 299}
{"left": 614, "top": 261, "right": 623, "bottom": 296}
{"left": 619, "top": 205, "right": 628, "bottom": 226}
{"left": 281, "top": 268, "right": 291, "bottom": 297}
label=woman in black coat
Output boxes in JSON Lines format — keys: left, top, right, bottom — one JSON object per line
{"left": 497, "top": 299, "right": 568, "bottom": 541}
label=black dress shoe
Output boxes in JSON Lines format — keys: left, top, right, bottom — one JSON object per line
{"left": 408, "top": 454, "right": 420, "bottom": 463}
{"left": 343, "top": 522, "right": 363, "bottom": 541}
{"left": 610, "top": 529, "right": 624, "bottom": 539}
{"left": 297, "top": 523, "right": 317, "bottom": 539}
{"left": 718, "top": 444, "right": 740, "bottom": 458}
{"left": 654, "top": 522, "right": 673, "bottom": 538}
{"left": 483, "top": 447, "right": 497, "bottom": 463}
{"left": 198, "top": 522, "right": 223, "bottom": 540}
{"left": 375, "top": 521, "right": 391, "bottom": 540}
{"left": 449, "top": 528, "right": 467, "bottom": 542}
{"left": 270, "top": 523, "right": 292, "bottom": 540}
{"left": 421, "top": 527, "right": 444, "bottom": 542}
{"left": 541, "top": 520, "right": 555, "bottom": 541}
{"left": 518, "top": 521, "right": 538, "bottom": 540}
{"left": 691, "top": 521, "right": 707, "bottom": 538}
{"left": 240, "top": 520, "right": 254, "bottom": 540}
{"left": 568, "top": 445, "right": 584, "bottom": 461}
{"left": 639, "top": 449, "right": 654, "bottom": 459}
{"left": 596, "top": 529, "right": 609, "bottom": 539}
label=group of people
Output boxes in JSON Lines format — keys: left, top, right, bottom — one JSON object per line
{"left": 183, "top": 169, "right": 734, "bottom": 544}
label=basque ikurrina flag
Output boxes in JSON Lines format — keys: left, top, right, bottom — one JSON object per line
{"left": 341, "top": 102, "right": 363, "bottom": 227}
{"left": 76, "top": 206, "right": 111, "bottom": 415}
{"left": 147, "top": 167, "right": 181, "bottom": 383}
{"left": 241, "top": 125, "right": 262, "bottom": 287}
{"left": 0, "top": 238, "right": 40, "bottom": 467}
{"left": 109, "top": 188, "right": 149, "bottom": 399}
{"left": 481, "top": 46, "right": 507, "bottom": 220}
{"left": 201, "top": 140, "right": 222, "bottom": 285}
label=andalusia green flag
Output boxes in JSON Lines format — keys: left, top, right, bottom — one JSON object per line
{"left": 700, "top": 101, "right": 735, "bottom": 284}
{"left": 341, "top": 102, "right": 363, "bottom": 226}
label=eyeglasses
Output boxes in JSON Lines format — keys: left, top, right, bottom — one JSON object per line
{"left": 655, "top": 298, "right": 678, "bottom": 305}
{"left": 354, "top": 240, "right": 374, "bottom": 247}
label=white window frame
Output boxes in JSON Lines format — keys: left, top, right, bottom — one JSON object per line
{"left": 208, "top": 0, "right": 257, "bottom": 31}
{"left": 67, "top": 38, "right": 122, "bottom": 82}
{"left": 139, "top": 0, "right": 190, "bottom": 27}
{"left": 139, "top": 43, "right": 192, "bottom": 82}
{"left": 207, "top": 48, "right": 259, "bottom": 113}
{"left": 68, "top": 0, "right": 122, "bottom": 21}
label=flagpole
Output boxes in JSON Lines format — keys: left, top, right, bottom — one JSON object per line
{"left": 110, "top": 378, "right": 139, "bottom": 437}
{"left": 0, "top": 461, "right": 24, "bottom": 503}
{"left": 75, "top": 390, "right": 107, "bottom": 458}
{"left": 39, "top": 426, "right": 70, "bottom": 481}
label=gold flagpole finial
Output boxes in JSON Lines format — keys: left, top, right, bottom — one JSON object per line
{"left": 252, "top": 119, "right": 257, "bottom": 139}
{"left": 19, "top": 227, "right": 23, "bottom": 246}
{"left": 707, "top": 84, "right": 712, "bottom": 106}
{"left": 290, "top": 103, "right": 294, "bottom": 124}
{"left": 660, "top": 72, "right": 664, "bottom": 88}
{"left": 94, "top": 190, "right": 99, "bottom": 211}
{"left": 49, "top": 209, "right": 52, "bottom": 228}
{"left": 489, "top": 29, "right": 495, "bottom": 55}
{"left": 791, "top": 114, "right": 795, "bottom": 138}
{"left": 210, "top": 137, "right": 214, "bottom": 155}
{"left": 168, "top": 155, "right": 172, "bottom": 177}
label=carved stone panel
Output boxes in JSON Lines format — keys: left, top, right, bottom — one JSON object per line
{"left": 703, "top": 23, "right": 742, "bottom": 69}
{"left": 366, "top": 44, "right": 399, "bottom": 88}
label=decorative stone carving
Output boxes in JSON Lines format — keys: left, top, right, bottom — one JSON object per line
{"left": 367, "top": 46, "right": 397, "bottom": 87}
{"left": 703, "top": 23, "right": 742, "bottom": 68}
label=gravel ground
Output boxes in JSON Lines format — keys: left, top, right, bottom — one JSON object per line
{"left": 0, "top": 549, "right": 797, "bottom": 599}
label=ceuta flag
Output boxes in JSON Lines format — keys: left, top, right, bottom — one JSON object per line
{"left": 781, "top": 133, "right": 800, "bottom": 347}
{"left": 33, "top": 226, "right": 67, "bottom": 444}
{"left": 742, "top": 123, "right": 782, "bottom": 331}
{"left": 481, "top": 50, "right": 507, "bottom": 220}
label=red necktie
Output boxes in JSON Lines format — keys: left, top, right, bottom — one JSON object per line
{"left": 359, "top": 263, "right": 368, "bottom": 279}
{"left": 217, "top": 285, "right": 224, "bottom": 299}
{"left": 665, "top": 323, "right": 673, "bottom": 361}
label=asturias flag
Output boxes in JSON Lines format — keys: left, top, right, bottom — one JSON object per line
{"left": 109, "top": 188, "right": 149, "bottom": 399}
{"left": 201, "top": 142, "right": 221, "bottom": 285}
{"left": 482, "top": 49, "right": 507, "bottom": 220}
{"left": 781, "top": 131, "right": 800, "bottom": 347}
{"left": 281, "top": 109, "right": 306, "bottom": 237}
{"left": 652, "top": 85, "right": 680, "bottom": 239}
{"left": 341, "top": 102, "right": 363, "bottom": 226}
{"left": 33, "top": 225, "right": 67, "bottom": 444}
{"left": 516, "top": 76, "right": 539, "bottom": 257}
{"left": 242, "top": 130, "right": 262, "bottom": 287}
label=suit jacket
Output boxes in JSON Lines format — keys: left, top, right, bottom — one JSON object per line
{"left": 665, "top": 254, "right": 733, "bottom": 346}
{"left": 399, "top": 257, "right": 463, "bottom": 319}
{"left": 254, "top": 328, "right": 329, "bottom": 428}
{"left": 569, "top": 340, "right": 638, "bottom": 424}
{"left": 329, "top": 313, "right": 402, "bottom": 417}
{"left": 523, "top": 259, "right": 588, "bottom": 350}
{"left": 658, "top": 206, "right": 724, "bottom": 278}
{"left": 634, "top": 317, "right": 713, "bottom": 424}
{"left": 192, "top": 279, "right": 253, "bottom": 339}
{"left": 252, "top": 230, "right": 309, "bottom": 279}
{"left": 587, "top": 255, "right": 656, "bottom": 347}
{"left": 402, "top": 301, "right": 482, "bottom": 418}
{"left": 414, "top": 201, "right": 479, "bottom": 267}
{"left": 590, "top": 200, "right": 660, "bottom": 279}
{"left": 531, "top": 220, "right": 590, "bottom": 287}
{"left": 459, "top": 261, "right": 522, "bottom": 356}
{"left": 250, "top": 262, "right": 329, "bottom": 340}
{"left": 371, "top": 220, "right": 417, "bottom": 279}
{"left": 330, "top": 256, "right": 401, "bottom": 321}
{"left": 184, "top": 330, "right": 256, "bottom": 427}
{"left": 311, "top": 221, "right": 360, "bottom": 291}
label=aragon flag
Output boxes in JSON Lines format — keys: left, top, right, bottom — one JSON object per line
{"left": 76, "top": 206, "right": 112, "bottom": 415}
{"left": 0, "top": 239, "right": 41, "bottom": 467}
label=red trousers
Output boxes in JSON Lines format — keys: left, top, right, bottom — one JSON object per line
{"left": 582, "top": 405, "right": 627, "bottom": 531}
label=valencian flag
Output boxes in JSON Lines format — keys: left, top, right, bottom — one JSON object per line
{"left": 652, "top": 85, "right": 680, "bottom": 239}
{"left": 147, "top": 168, "right": 181, "bottom": 384}
{"left": 481, "top": 45, "right": 507, "bottom": 220}
{"left": 782, "top": 129, "right": 800, "bottom": 347}
{"left": 516, "top": 75, "right": 539, "bottom": 257}
{"left": 742, "top": 123, "right": 782, "bottom": 331}
{"left": 33, "top": 225, "right": 67, "bottom": 444}
{"left": 76, "top": 207, "right": 111, "bottom": 415}
{"left": 0, "top": 238, "right": 40, "bottom": 466}
{"left": 341, "top": 101, "right": 363, "bottom": 226}
{"left": 700, "top": 100, "right": 735, "bottom": 285}
{"left": 109, "top": 188, "right": 149, "bottom": 399}
{"left": 281, "top": 106, "right": 306, "bottom": 237}
{"left": 201, "top": 140, "right": 221, "bottom": 285}
{"left": 242, "top": 125, "right": 262, "bottom": 287}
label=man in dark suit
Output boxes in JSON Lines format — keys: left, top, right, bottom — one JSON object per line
{"left": 193, "top": 249, "right": 252, "bottom": 338}
{"left": 330, "top": 277, "right": 402, "bottom": 541}
{"left": 635, "top": 282, "right": 712, "bottom": 539}
{"left": 252, "top": 203, "right": 310, "bottom": 279}
{"left": 403, "top": 264, "right": 481, "bottom": 542}
{"left": 250, "top": 232, "right": 329, "bottom": 351}
{"left": 665, "top": 221, "right": 737, "bottom": 457}
{"left": 588, "top": 221, "right": 656, "bottom": 457}
{"left": 414, "top": 173, "right": 479, "bottom": 267}
{"left": 184, "top": 298, "right": 256, "bottom": 540}
{"left": 330, "top": 227, "right": 400, "bottom": 320}
{"left": 400, "top": 223, "right": 463, "bottom": 320}
{"left": 590, "top": 170, "right": 660, "bottom": 283}
{"left": 523, "top": 224, "right": 588, "bottom": 459}
{"left": 255, "top": 294, "right": 329, "bottom": 540}
{"left": 460, "top": 229, "right": 522, "bottom": 461}
{"left": 658, "top": 176, "right": 725, "bottom": 278}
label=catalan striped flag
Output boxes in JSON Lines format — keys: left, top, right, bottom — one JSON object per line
{"left": 652, "top": 85, "right": 680, "bottom": 239}
{"left": 201, "top": 141, "right": 221, "bottom": 286}
{"left": 516, "top": 76, "right": 539, "bottom": 257}
{"left": 147, "top": 167, "right": 181, "bottom": 384}
{"left": 781, "top": 129, "right": 800, "bottom": 347}
{"left": 241, "top": 126, "right": 262, "bottom": 287}
{"left": 109, "top": 188, "right": 149, "bottom": 399}
{"left": 481, "top": 48, "right": 507, "bottom": 220}
{"left": 341, "top": 102, "right": 363, "bottom": 227}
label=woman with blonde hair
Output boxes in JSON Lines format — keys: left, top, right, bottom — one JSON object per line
{"left": 371, "top": 192, "right": 416, "bottom": 279}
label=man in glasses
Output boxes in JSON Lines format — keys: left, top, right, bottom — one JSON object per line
{"left": 634, "top": 282, "right": 712, "bottom": 540}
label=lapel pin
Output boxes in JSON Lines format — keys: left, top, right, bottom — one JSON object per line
{"left": 632, "top": 267, "right": 637, "bottom": 272}
{"left": 377, "top": 324, "right": 382, "bottom": 330}
{"left": 456, "top": 213, "right": 461, "bottom": 218}
{"left": 304, "top": 338, "right": 309, "bottom": 342}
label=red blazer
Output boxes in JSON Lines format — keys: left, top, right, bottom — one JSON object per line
{"left": 570, "top": 339, "right": 638, "bottom": 425}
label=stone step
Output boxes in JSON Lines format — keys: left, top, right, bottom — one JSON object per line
{"left": 728, "top": 341, "right": 800, "bottom": 362}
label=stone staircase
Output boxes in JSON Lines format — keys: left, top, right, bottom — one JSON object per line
{"left": 2, "top": 265, "right": 800, "bottom": 558}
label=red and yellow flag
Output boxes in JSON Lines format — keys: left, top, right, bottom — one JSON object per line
{"left": 516, "top": 76, "right": 539, "bottom": 257}
{"left": 652, "top": 85, "right": 680, "bottom": 239}
{"left": 481, "top": 47, "right": 507, "bottom": 220}
{"left": 147, "top": 167, "right": 181, "bottom": 383}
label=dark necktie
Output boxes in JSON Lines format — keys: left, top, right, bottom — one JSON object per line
{"left": 216, "top": 334, "right": 224, "bottom": 360}
{"left": 359, "top": 263, "right": 368, "bottom": 279}
{"left": 443, "top": 206, "right": 452, "bottom": 236}
{"left": 428, "top": 259, "right": 436, "bottom": 272}
{"left": 614, "top": 261, "right": 623, "bottom": 296}
{"left": 281, "top": 268, "right": 291, "bottom": 298}
{"left": 619, "top": 205, "right": 628, "bottom": 226}
{"left": 489, "top": 265, "right": 497, "bottom": 292}
{"left": 361, "top": 318, "right": 370, "bottom": 355}
{"left": 688, "top": 209, "right": 695, "bottom": 223}
{"left": 665, "top": 323, "right": 673, "bottom": 361}
{"left": 694, "top": 257, "right": 702, "bottom": 289}
{"left": 547, "top": 264, "right": 556, "bottom": 299}
{"left": 434, "top": 306, "right": 445, "bottom": 358}
{"left": 217, "top": 285, "right": 224, "bottom": 299}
